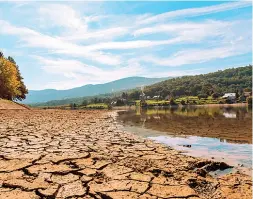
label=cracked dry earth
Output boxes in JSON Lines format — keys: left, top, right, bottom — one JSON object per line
{"left": 0, "top": 110, "right": 252, "bottom": 199}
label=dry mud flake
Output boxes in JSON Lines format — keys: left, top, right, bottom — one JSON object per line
{"left": 44, "top": 152, "right": 90, "bottom": 164}
{"left": 0, "top": 159, "right": 32, "bottom": 172}
{"left": 56, "top": 180, "right": 86, "bottom": 198}
{"left": 50, "top": 173, "right": 80, "bottom": 184}
{"left": 37, "top": 185, "right": 60, "bottom": 198}
{"left": 147, "top": 184, "right": 198, "bottom": 198}
{"left": 97, "top": 191, "right": 140, "bottom": 199}
{"left": 89, "top": 180, "right": 149, "bottom": 195}
{"left": 26, "top": 163, "right": 74, "bottom": 175}
{"left": 0, "top": 188, "right": 40, "bottom": 199}
{"left": 2, "top": 177, "right": 50, "bottom": 191}
{"left": 0, "top": 171, "right": 24, "bottom": 182}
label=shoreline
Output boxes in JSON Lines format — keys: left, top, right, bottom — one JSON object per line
{"left": 112, "top": 103, "right": 248, "bottom": 110}
{"left": 117, "top": 121, "right": 252, "bottom": 176}
{"left": 0, "top": 109, "right": 252, "bottom": 198}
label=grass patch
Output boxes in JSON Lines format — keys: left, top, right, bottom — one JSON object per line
{"left": 86, "top": 103, "right": 108, "bottom": 109}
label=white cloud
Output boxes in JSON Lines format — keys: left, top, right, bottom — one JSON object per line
{"left": 62, "top": 27, "right": 129, "bottom": 41}
{"left": 137, "top": 1, "right": 252, "bottom": 25}
{"left": 38, "top": 4, "right": 87, "bottom": 31}
{"left": 83, "top": 37, "right": 186, "bottom": 50}
{"left": 143, "top": 68, "right": 205, "bottom": 78}
{"left": 34, "top": 56, "right": 144, "bottom": 89}
{"left": 0, "top": 20, "right": 121, "bottom": 66}
{"left": 139, "top": 45, "right": 251, "bottom": 67}
{"left": 135, "top": 18, "right": 252, "bottom": 67}
{"left": 133, "top": 20, "right": 231, "bottom": 37}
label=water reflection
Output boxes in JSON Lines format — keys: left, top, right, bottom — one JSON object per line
{"left": 149, "top": 135, "right": 252, "bottom": 173}
{"left": 118, "top": 106, "right": 252, "bottom": 144}
{"left": 117, "top": 105, "right": 252, "bottom": 174}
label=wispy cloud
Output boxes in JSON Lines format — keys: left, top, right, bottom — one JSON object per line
{"left": 139, "top": 44, "right": 251, "bottom": 67}
{"left": 38, "top": 4, "right": 87, "bottom": 31}
{"left": 34, "top": 56, "right": 144, "bottom": 89}
{"left": 133, "top": 20, "right": 231, "bottom": 37}
{"left": 61, "top": 27, "right": 129, "bottom": 41}
{"left": 137, "top": 1, "right": 251, "bottom": 25}
{"left": 0, "top": 20, "right": 121, "bottom": 66}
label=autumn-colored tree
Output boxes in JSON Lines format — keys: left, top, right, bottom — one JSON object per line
{"left": 0, "top": 52, "right": 28, "bottom": 100}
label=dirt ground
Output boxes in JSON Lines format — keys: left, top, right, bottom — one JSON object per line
{"left": 0, "top": 109, "right": 252, "bottom": 199}
{"left": 0, "top": 99, "right": 29, "bottom": 110}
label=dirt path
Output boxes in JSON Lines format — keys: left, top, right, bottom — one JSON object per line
{"left": 0, "top": 110, "right": 251, "bottom": 199}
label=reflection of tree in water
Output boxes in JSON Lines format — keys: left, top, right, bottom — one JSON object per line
{"left": 139, "top": 108, "right": 147, "bottom": 128}
{"left": 169, "top": 106, "right": 178, "bottom": 114}
{"left": 118, "top": 106, "right": 252, "bottom": 144}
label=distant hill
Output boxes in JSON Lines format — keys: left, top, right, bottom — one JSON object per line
{"left": 24, "top": 77, "right": 169, "bottom": 104}
{"left": 142, "top": 65, "right": 252, "bottom": 98}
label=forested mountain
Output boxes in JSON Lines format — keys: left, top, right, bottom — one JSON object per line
{"left": 33, "top": 65, "right": 252, "bottom": 107}
{"left": 24, "top": 77, "right": 169, "bottom": 104}
{"left": 141, "top": 65, "right": 252, "bottom": 99}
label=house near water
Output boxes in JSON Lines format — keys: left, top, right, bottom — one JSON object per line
{"left": 222, "top": 93, "right": 236, "bottom": 103}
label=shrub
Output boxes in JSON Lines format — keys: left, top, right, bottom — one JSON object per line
{"left": 170, "top": 98, "right": 177, "bottom": 105}
{"left": 116, "top": 99, "right": 125, "bottom": 106}
{"left": 212, "top": 93, "right": 220, "bottom": 99}
{"left": 82, "top": 100, "right": 88, "bottom": 106}
{"left": 247, "top": 96, "right": 252, "bottom": 107}
{"left": 225, "top": 99, "right": 233, "bottom": 104}
{"left": 238, "top": 95, "right": 246, "bottom": 102}
{"left": 180, "top": 100, "right": 186, "bottom": 105}
{"left": 198, "top": 94, "right": 208, "bottom": 99}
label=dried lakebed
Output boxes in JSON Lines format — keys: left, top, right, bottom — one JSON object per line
{"left": 0, "top": 110, "right": 252, "bottom": 199}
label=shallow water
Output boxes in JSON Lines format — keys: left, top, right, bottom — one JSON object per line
{"left": 117, "top": 105, "right": 252, "bottom": 175}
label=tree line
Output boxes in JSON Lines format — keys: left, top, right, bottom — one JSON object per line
{"left": 128, "top": 65, "right": 252, "bottom": 100}
{"left": 0, "top": 51, "right": 28, "bottom": 101}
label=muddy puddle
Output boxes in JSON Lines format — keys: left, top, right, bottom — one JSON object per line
{"left": 117, "top": 105, "right": 252, "bottom": 176}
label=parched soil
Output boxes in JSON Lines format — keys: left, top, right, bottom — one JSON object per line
{"left": 0, "top": 99, "right": 29, "bottom": 110}
{"left": 0, "top": 110, "right": 252, "bottom": 199}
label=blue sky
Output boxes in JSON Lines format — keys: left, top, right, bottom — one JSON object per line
{"left": 0, "top": 1, "right": 252, "bottom": 90}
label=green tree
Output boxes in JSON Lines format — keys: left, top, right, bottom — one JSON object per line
{"left": 70, "top": 103, "right": 77, "bottom": 109}
{"left": 82, "top": 100, "right": 88, "bottom": 106}
{"left": 198, "top": 94, "right": 208, "bottom": 99}
{"left": 116, "top": 99, "right": 124, "bottom": 106}
{"left": 202, "top": 83, "right": 214, "bottom": 96}
{"left": 180, "top": 100, "right": 186, "bottom": 105}
{"left": 129, "top": 90, "right": 140, "bottom": 100}
{"left": 169, "top": 98, "right": 177, "bottom": 105}
{"left": 239, "top": 95, "right": 246, "bottom": 102}
{"left": 121, "top": 92, "right": 128, "bottom": 99}
{"left": 212, "top": 93, "right": 220, "bottom": 99}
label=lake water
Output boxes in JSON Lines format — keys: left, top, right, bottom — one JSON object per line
{"left": 117, "top": 105, "right": 252, "bottom": 176}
